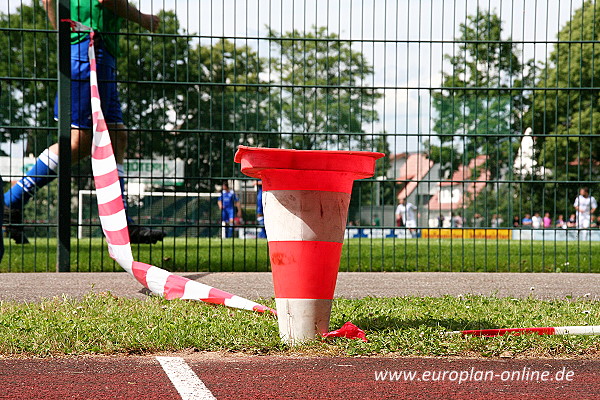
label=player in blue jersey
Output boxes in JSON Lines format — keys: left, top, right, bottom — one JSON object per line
{"left": 4, "top": 0, "right": 164, "bottom": 244}
{"left": 218, "top": 182, "right": 241, "bottom": 238}
{"left": 255, "top": 180, "right": 266, "bottom": 238}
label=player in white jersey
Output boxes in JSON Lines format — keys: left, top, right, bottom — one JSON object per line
{"left": 574, "top": 187, "right": 597, "bottom": 240}
{"left": 395, "top": 198, "right": 418, "bottom": 237}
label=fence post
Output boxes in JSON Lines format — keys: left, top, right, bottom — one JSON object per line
{"left": 56, "top": 0, "right": 71, "bottom": 272}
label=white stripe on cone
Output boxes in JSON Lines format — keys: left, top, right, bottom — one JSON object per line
{"left": 263, "top": 190, "right": 350, "bottom": 242}
{"left": 64, "top": 20, "right": 274, "bottom": 315}
{"left": 275, "top": 298, "right": 333, "bottom": 343}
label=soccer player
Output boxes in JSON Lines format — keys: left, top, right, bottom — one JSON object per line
{"left": 218, "top": 182, "right": 242, "bottom": 238}
{"left": 255, "top": 180, "right": 266, "bottom": 238}
{"left": 395, "top": 198, "right": 418, "bottom": 237}
{"left": 4, "top": 0, "right": 165, "bottom": 244}
{"left": 574, "top": 187, "right": 597, "bottom": 240}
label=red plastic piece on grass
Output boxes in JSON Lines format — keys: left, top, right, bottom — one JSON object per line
{"left": 323, "top": 322, "right": 368, "bottom": 342}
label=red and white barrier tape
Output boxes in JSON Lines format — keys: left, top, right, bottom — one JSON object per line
{"left": 449, "top": 325, "right": 600, "bottom": 337}
{"left": 64, "top": 20, "right": 274, "bottom": 314}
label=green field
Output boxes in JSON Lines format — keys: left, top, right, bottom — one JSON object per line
{"left": 2, "top": 238, "right": 599, "bottom": 273}
{"left": 0, "top": 294, "right": 598, "bottom": 358}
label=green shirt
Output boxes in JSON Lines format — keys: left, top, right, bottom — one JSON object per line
{"left": 71, "top": 0, "right": 122, "bottom": 57}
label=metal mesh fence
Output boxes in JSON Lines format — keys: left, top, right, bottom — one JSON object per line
{"left": 1, "top": 0, "right": 599, "bottom": 272}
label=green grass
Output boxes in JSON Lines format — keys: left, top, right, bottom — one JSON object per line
{"left": 0, "top": 294, "right": 598, "bottom": 358}
{"left": 2, "top": 238, "right": 600, "bottom": 273}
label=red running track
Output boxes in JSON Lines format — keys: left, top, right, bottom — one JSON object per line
{"left": 1, "top": 355, "right": 599, "bottom": 399}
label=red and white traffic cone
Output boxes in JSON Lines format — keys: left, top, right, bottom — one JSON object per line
{"left": 235, "top": 146, "right": 384, "bottom": 343}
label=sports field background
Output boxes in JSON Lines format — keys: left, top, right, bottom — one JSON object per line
{"left": 2, "top": 0, "right": 600, "bottom": 272}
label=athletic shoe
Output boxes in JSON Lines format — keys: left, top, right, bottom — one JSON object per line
{"left": 3, "top": 206, "right": 30, "bottom": 245}
{"left": 128, "top": 225, "right": 166, "bottom": 244}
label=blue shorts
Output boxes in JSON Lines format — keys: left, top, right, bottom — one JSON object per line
{"left": 222, "top": 210, "right": 235, "bottom": 222}
{"left": 54, "top": 38, "right": 123, "bottom": 129}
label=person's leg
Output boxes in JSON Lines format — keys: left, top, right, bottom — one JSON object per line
{"left": 580, "top": 218, "right": 591, "bottom": 241}
{"left": 4, "top": 128, "right": 91, "bottom": 244}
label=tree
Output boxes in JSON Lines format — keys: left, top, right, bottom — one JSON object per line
{"left": 428, "top": 9, "right": 528, "bottom": 179}
{"left": 526, "top": 0, "right": 600, "bottom": 199}
{"left": 0, "top": 0, "right": 57, "bottom": 154}
{"left": 119, "top": 12, "right": 278, "bottom": 192}
{"left": 268, "top": 27, "right": 383, "bottom": 151}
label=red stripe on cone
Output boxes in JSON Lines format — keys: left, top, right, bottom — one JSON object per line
{"left": 132, "top": 261, "right": 152, "bottom": 288}
{"left": 98, "top": 196, "right": 125, "bottom": 216}
{"left": 269, "top": 241, "right": 342, "bottom": 299}
{"left": 234, "top": 146, "right": 383, "bottom": 185}
{"left": 163, "top": 274, "right": 189, "bottom": 300}
{"left": 104, "top": 226, "right": 130, "bottom": 245}
{"left": 261, "top": 169, "right": 356, "bottom": 193}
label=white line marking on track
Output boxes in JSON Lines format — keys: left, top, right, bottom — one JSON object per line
{"left": 156, "top": 356, "right": 217, "bottom": 400}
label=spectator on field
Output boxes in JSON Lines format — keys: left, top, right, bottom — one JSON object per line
{"left": 593, "top": 215, "right": 600, "bottom": 228}
{"left": 396, "top": 213, "right": 404, "bottom": 227}
{"left": 567, "top": 213, "right": 577, "bottom": 229}
{"left": 574, "top": 187, "right": 597, "bottom": 240}
{"left": 218, "top": 181, "right": 242, "bottom": 238}
{"left": 531, "top": 212, "right": 543, "bottom": 229}
{"left": 574, "top": 187, "right": 597, "bottom": 229}
{"left": 512, "top": 215, "right": 520, "bottom": 228}
{"left": 522, "top": 213, "right": 533, "bottom": 227}
{"left": 372, "top": 215, "right": 381, "bottom": 226}
{"left": 472, "top": 213, "right": 484, "bottom": 227}
{"left": 556, "top": 214, "right": 566, "bottom": 229}
{"left": 437, "top": 214, "right": 445, "bottom": 228}
{"left": 395, "top": 198, "right": 417, "bottom": 237}
{"left": 543, "top": 212, "right": 552, "bottom": 229}
{"left": 491, "top": 214, "right": 503, "bottom": 228}
{"left": 451, "top": 213, "right": 463, "bottom": 228}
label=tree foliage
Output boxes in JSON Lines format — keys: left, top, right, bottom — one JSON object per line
{"left": 0, "top": 0, "right": 57, "bottom": 154}
{"left": 429, "top": 9, "right": 529, "bottom": 179}
{"left": 268, "top": 27, "right": 383, "bottom": 151}
{"left": 525, "top": 0, "right": 600, "bottom": 197}
{"left": 119, "top": 11, "right": 279, "bottom": 191}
